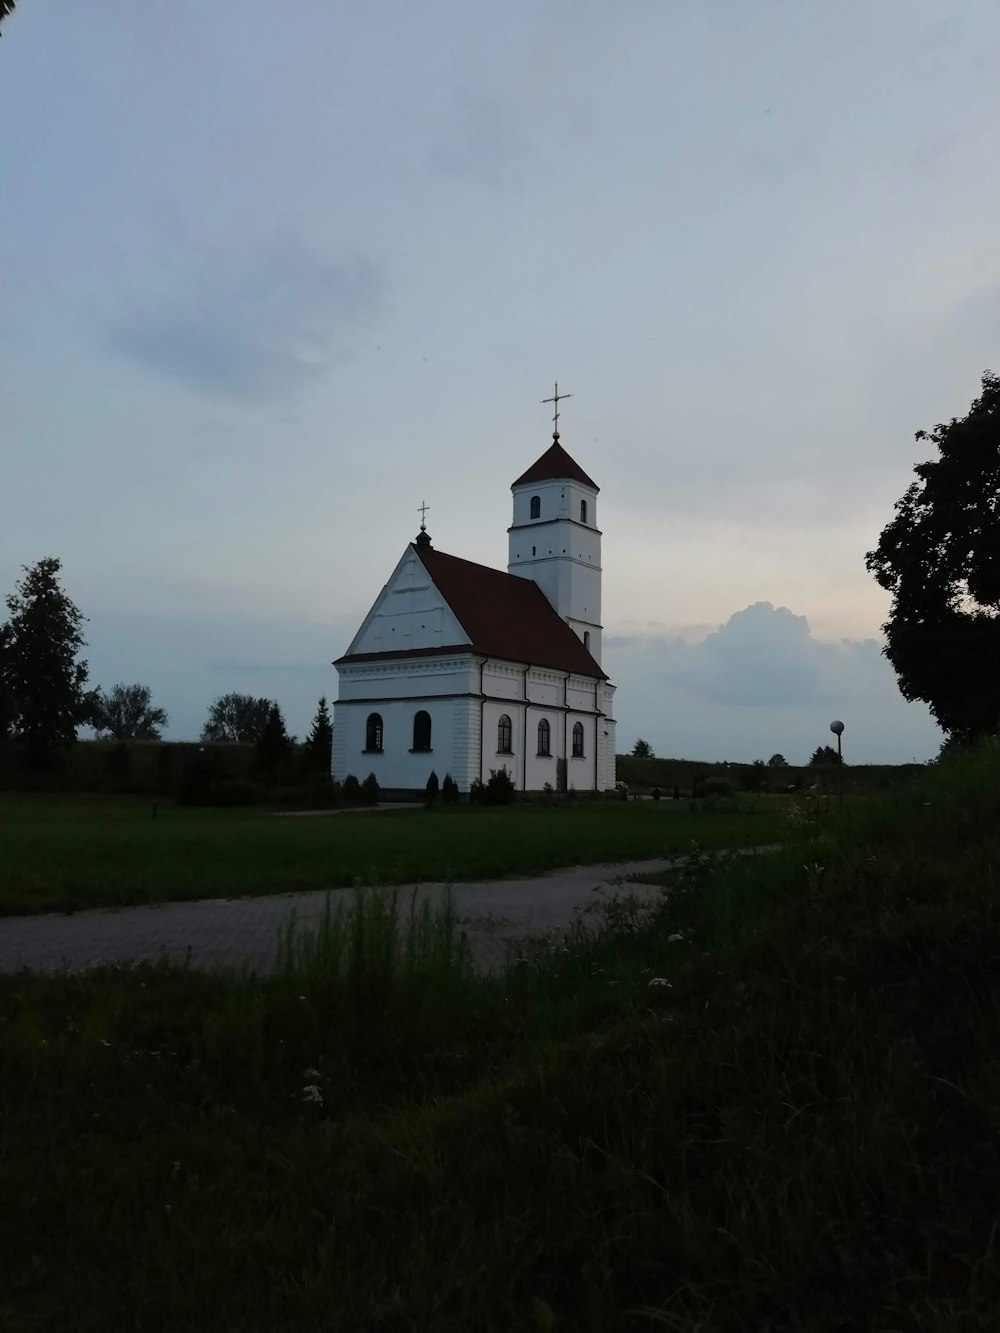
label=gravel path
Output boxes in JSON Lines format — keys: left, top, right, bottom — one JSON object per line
{"left": 0, "top": 858, "right": 683, "bottom": 978}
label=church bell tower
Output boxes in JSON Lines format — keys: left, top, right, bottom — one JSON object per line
{"left": 507, "top": 389, "right": 603, "bottom": 664}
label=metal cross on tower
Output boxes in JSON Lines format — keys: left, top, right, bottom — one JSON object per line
{"left": 542, "top": 382, "right": 572, "bottom": 439}
{"left": 417, "top": 500, "right": 430, "bottom": 530}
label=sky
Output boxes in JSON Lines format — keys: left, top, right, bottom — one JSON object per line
{"left": 2, "top": 0, "right": 998, "bottom": 764}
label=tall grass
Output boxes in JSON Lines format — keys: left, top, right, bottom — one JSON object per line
{"left": 1, "top": 747, "right": 998, "bottom": 1329}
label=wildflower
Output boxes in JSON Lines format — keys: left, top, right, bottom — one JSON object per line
{"left": 303, "top": 1067, "right": 321, "bottom": 1081}
{"left": 100, "top": 1039, "right": 111, "bottom": 1048}
{"left": 302, "top": 1084, "right": 323, "bottom": 1106}
{"left": 667, "top": 932, "right": 686, "bottom": 942}
{"left": 648, "top": 977, "right": 672, "bottom": 988}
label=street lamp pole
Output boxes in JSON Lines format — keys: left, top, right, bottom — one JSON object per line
{"left": 830, "top": 720, "right": 845, "bottom": 802}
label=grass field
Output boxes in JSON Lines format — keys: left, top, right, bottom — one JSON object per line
{"left": 1, "top": 747, "right": 997, "bottom": 1329}
{"left": 0, "top": 793, "right": 786, "bottom": 915}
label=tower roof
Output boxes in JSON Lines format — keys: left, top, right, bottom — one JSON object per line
{"left": 511, "top": 438, "right": 599, "bottom": 492}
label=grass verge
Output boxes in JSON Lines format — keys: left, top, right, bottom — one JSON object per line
{"left": 0, "top": 794, "right": 784, "bottom": 914}
{"left": 1, "top": 748, "right": 998, "bottom": 1329}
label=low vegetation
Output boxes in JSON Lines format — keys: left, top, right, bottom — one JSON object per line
{"left": 1, "top": 745, "right": 998, "bottom": 1328}
{"left": 0, "top": 794, "right": 783, "bottom": 915}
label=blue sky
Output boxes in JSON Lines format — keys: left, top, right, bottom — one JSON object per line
{"left": 3, "top": 0, "right": 998, "bottom": 762}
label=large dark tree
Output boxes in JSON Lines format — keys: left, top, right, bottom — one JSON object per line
{"left": 303, "top": 695, "right": 333, "bottom": 774}
{"left": 866, "top": 372, "right": 1000, "bottom": 743}
{"left": 1, "top": 3, "right": 16, "bottom": 36}
{"left": 631, "top": 738, "right": 654, "bottom": 759}
{"left": 201, "top": 693, "right": 273, "bottom": 743}
{"left": 2, "top": 557, "right": 94, "bottom": 769}
{"left": 92, "top": 683, "right": 168, "bottom": 741}
{"left": 255, "top": 702, "right": 292, "bottom": 781}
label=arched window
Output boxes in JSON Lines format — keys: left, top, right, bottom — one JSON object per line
{"left": 537, "top": 718, "right": 551, "bottom": 756}
{"left": 572, "top": 721, "right": 585, "bottom": 758}
{"left": 412, "top": 710, "right": 432, "bottom": 752}
{"left": 365, "top": 713, "right": 383, "bottom": 753}
{"left": 580, "top": 499, "right": 588, "bottom": 524}
{"left": 583, "top": 630, "right": 591, "bottom": 651}
{"left": 498, "top": 714, "right": 513, "bottom": 754}
{"left": 530, "top": 495, "right": 540, "bottom": 520}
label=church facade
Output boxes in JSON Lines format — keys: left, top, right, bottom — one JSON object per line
{"left": 332, "top": 433, "right": 617, "bottom": 794}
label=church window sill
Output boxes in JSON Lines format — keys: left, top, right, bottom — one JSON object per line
{"left": 496, "top": 749, "right": 513, "bottom": 757}
{"left": 409, "top": 747, "right": 433, "bottom": 754}
{"left": 362, "top": 748, "right": 383, "bottom": 755}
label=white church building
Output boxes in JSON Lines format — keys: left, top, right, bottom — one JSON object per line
{"left": 332, "top": 429, "right": 617, "bottom": 795}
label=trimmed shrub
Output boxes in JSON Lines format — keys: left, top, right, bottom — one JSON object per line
{"left": 342, "top": 774, "right": 361, "bottom": 805}
{"left": 484, "top": 767, "right": 516, "bottom": 805}
{"left": 441, "top": 774, "right": 459, "bottom": 804}
{"left": 425, "top": 771, "right": 439, "bottom": 804}
{"left": 361, "top": 773, "right": 380, "bottom": 806}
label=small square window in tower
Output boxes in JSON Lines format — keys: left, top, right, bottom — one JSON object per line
{"left": 530, "top": 495, "right": 541, "bottom": 519}
{"left": 580, "top": 499, "right": 588, "bottom": 524}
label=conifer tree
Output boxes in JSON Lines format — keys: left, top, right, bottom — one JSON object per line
{"left": 2, "top": 557, "right": 94, "bottom": 770}
{"left": 304, "top": 696, "right": 333, "bottom": 773}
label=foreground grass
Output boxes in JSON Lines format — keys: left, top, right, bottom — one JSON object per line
{"left": 2, "top": 749, "right": 999, "bottom": 1329}
{"left": 0, "top": 794, "right": 784, "bottom": 914}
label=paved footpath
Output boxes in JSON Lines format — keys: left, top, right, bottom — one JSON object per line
{"left": 0, "top": 858, "right": 683, "bottom": 978}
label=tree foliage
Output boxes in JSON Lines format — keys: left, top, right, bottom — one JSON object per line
{"left": 1, "top": 557, "right": 94, "bottom": 769}
{"left": 303, "top": 696, "right": 333, "bottom": 774}
{"left": 866, "top": 372, "right": 1000, "bottom": 742}
{"left": 767, "top": 753, "right": 789, "bottom": 767}
{"left": 254, "top": 703, "right": 292, "bottom": 781}
{"left": 0, "top": 3, "right": 16, "bottom": 36}
{"left": 809, "top": 745, "right": 843, "bottom": 767}
{"left": 201, "top": 693, "right": 274, "bottom": 743}
{"left": 92, "top": 683, "right": 168, "bottom": 741}
{"left": 631, "top": 738, "right": 654, "bottom": 759}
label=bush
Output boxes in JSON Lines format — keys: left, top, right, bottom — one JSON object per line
{"left": 615, "top": 780, "right": 629, "bottom": 802}
{"left": 484, "top": 767, "right": 515, "bottom": 805}
{"left": 700, "top": 776, "right": 735, "bottom": 799}
{"left": 105, "top": 742, "right": 131, "bottom": 782}
{"left": 469, "top": 778, "right": 485, "bottom": 805}
{"left": 426, "top": 770, "right": 439, "bottom": 804}
{"left": 177, "top": 751, "right": 224, "bottom": 806}
{"left": 342, "top": 774, "right": 361, "bottom": 805}
{"left": 441, "top": 774, "right": 459, "bottom": 804}
{"left": 207, "top": 778, "right": 265, "bottom": 807}
{"left": 651, "top": 786, "right": 661, "bottom": 800}
{"left": 361, "top": 773, "right": 380, "bottom": 806}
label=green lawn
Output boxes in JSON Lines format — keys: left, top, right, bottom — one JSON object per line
{"left": 0, "top": 793, "right": 786, "bottom": 915}
{"left": 1, "top": 749, "right": 998, "bottom": 1329}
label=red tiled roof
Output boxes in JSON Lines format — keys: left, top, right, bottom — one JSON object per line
{"left": 414, "top": 545, "right": 606, "bottom": 678}
{"left": 335, "top": 546, "right": 607, "bottom": 679}
{"left": 511, "top": 438, "right": 599, "bottom": 492}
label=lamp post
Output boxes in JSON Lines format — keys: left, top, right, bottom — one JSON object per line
{"left": 829, "top": 720, "right": 844, "bottom": 763}
{"left": 830, "top": 720, "right": 844, "bottom": 804}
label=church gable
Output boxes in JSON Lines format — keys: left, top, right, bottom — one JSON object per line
{"left": 342, "top": 547, "right": 468, "bottom": 660}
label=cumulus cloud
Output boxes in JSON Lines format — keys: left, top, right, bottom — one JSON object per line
{"left": 605, "top": 601, "right": 941, "bottom": 764}
{"left": 107, "top": 234, "right": 382, "bottom": 401}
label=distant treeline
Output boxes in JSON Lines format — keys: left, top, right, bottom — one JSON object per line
{"left": 616, "top": 754, "right": 926, "bottom": 795}
{"left": 0, "top": 740, "right": 928, "bottom": 801}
